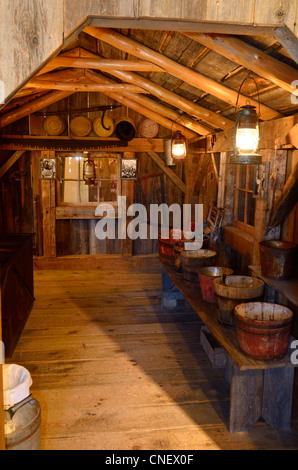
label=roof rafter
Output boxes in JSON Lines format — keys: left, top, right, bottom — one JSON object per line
{"left": 84, "top": 26, "right": 282, "bottom": 121}
{"left": 74, "top": 47, "right": 232, "bottom": 130}
{"left": 183, "top": 32, "right": 298, "bottom": 96}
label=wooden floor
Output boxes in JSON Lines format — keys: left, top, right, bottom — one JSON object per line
{"left": 7, "top": 267, "right": 298, "bottom": 450}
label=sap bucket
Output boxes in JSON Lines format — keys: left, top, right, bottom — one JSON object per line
{"left": 234, "top": 302, "right": 293, "bottom": 361}
{"left": 259, "top": 240, "right": 297, "bottom": 280}
{"left": 180, "top": 249, "right": 217, "bottom": 289}
{"left": 213, "top": 275, "right": 264, "bottom": 328}
{"left": 198, "top": 266, "right": 234, "bottom": 303}
{"left": 3, "top": 364, "right": 41, "bottom": 450}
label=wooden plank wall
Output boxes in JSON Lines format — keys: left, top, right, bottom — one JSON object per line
{"left": 0, "top": 90, "right": 190, "bottom": 258}
{"left": 0, "top": 0, "right": 64, "bottom": 105}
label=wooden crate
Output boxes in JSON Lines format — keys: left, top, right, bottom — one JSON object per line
{"left": 200, "top": 325, "right": 228, "bottom": 368}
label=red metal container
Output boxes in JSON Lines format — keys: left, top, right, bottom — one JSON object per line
{"left": 198, "top": 266, "right": 234, "bottom": 303}
{"left": 234, "top": 302, "right": 293, "bottom": 361}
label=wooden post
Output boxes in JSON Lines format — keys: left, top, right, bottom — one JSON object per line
{"left": 121, "top": 152, "right": 135, "bottom": 257}
{"left": 41, "top": 151, "right": 56, "bottom": 258}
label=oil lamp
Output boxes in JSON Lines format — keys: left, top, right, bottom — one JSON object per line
{"left": 230, "top": 73, "right": 262, "bottom": 165}
{"left": 230, "top": 104, "right": 261, "bottom": 164}
{"left": 171, "top": 130, "right": 187, "bottom": 162}
{"left": 83, "top": 158, "right": 97, "bottom": 186}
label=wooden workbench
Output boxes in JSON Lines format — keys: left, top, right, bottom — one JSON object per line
{"left": 162, "top": 264, "right": 298, "bottom": 433}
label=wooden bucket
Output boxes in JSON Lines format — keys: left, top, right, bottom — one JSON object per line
{"left": 158, "top": 234, "right": 182, "bottom": 267}
{"left": 43, "top": 115, "right": 66, "bottom": 136}
{"left": 70, "top": 116, "right": 92, "bottom": 136}
{"left": 93, "top": 116, "right": 115, "bottom": 137}
{"left": 213, "top": 275, "right": 264, "bottom": 329}
{"left": 234, "top": 302, "right": 293, "bottom": 361}
{"left": 180, "top": 250, "right": 217, "bottom": 289}
{"left": 115, "top": 117, "right": 136, "bottom": 141}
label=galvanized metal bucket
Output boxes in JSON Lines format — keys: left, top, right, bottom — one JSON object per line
{"left": 3, "top": 364, "right": 41, "bottom": 450}
{"left": 259, "top": 240, "right": 297, "bottom": 280}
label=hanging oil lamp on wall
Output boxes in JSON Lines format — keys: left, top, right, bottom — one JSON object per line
{"left": 171, "top": 129, "right": 187, "bottom": 162}
{"left": 83, "top": 157, "right": 97, "bottom": 186}
{"left": 230, "top": 73, "right": 262, "bottom": 165}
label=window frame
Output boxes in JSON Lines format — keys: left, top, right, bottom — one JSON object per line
{"left": 234, "top": 164, "right": 256, "bottom": 236}
{"left": 56, "top": 152, "right": 122, "bottom": 209}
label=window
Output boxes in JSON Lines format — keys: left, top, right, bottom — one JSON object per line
{"left": 57, "top": 152, "right": 121, "bottom": 206}
{"left": 234, "top": 164, "right": 256, "bottom": 234}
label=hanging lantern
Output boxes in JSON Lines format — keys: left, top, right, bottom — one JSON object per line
{"left": 83, "top": 158, "right": 97, "bottom": 186}
{"left": 230, "top": 104, "right": 262, "bottom": 164}
{"left": 171, "top": 130, "right": 187, "bottom": 162}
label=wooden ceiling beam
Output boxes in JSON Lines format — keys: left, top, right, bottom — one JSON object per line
{"left": 146, "top": 152, "right": 186, "bottom": 194}
{"left": 86, "top": 70, "right": 213, "bottom": 136}
{"left": 274, "top": 26, "right": 298, "bottom": 65}
{"left": 74, "top": 48, "right": 230, "bottom": 131}
{"left": 85, "top": 70, "right": 196, "bottom": 139}
{"left": 0, "top": 91, "right": 74, "bottom": 129}
{"left": 24, "top": 80, "right": 149, "bottom": 94}
{"left": 84, "top": 27, "right": 282, "bottom": 121}
{"left": 38, "top": 56, "right": 165, "bottom": 73}
{"left": 99, "top": 68, "right": 232, "bottom": 131}
{"left": 183, "top": 32, "right": 298, "bottom": 96}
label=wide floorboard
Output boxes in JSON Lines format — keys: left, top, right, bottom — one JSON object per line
{"left": 7, "top": 268, "right": 298, "bottom": 450}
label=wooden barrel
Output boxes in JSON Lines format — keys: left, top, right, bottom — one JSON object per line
{"left": 93, "top": 116, "right": 115, "bottom": 137}
{"left": 180, "top": 250, "right": 217, "bottom": 289}
{"left": 213, "top": 275, "right": 264, "bottom": 329}
{"left": 43, "top": 115, "right": 66, "bottom": 136}
{"left": 70, "top": 116, "right": 92, "bottom": 136}
{"left": 234, "top": 302, "right": 293, "bottom": 361}
{"left": 115, "top": 117, "right": 136, "bottom": 141}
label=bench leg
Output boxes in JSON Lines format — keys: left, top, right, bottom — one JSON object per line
{"left": 161, "top": 268, "right": 185, "bottom": 310}
{"left": 229, "top": 362, "right": 263, "bottom": 432}
{"left": 229, "top": 360, "right": 294, "bottom": 432}
{"left": 262, "top": 367, "right": 294, "bottom": 431}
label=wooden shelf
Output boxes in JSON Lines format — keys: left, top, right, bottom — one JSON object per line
{"left": 162, "top": 264, "right": 297, "bottom": 371}
{"left": 249, "top": 265, "right": 298, "bottom": 308}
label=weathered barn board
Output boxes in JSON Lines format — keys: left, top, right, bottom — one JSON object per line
{"left": 0, "top": 0, "right": 64, "bottom": 104}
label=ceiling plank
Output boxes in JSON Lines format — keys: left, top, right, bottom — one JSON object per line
{"left": 84, "top": 26, "right": 282, "bottom": 121}
{"left": 183, "top": 32, "right": 298, "bottom": 95}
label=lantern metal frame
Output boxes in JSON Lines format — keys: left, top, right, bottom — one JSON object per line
{"left": 230, "top": 73, "right": 262, "bottom": 165}
{"left": 83, "top": 157, "right": 97, "bottom": 186}
{"left": 171, "top": 129, "right": 187, "bottom": 162}
{"left": 169, "top": 111, "right": 188, "bottom": 163}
